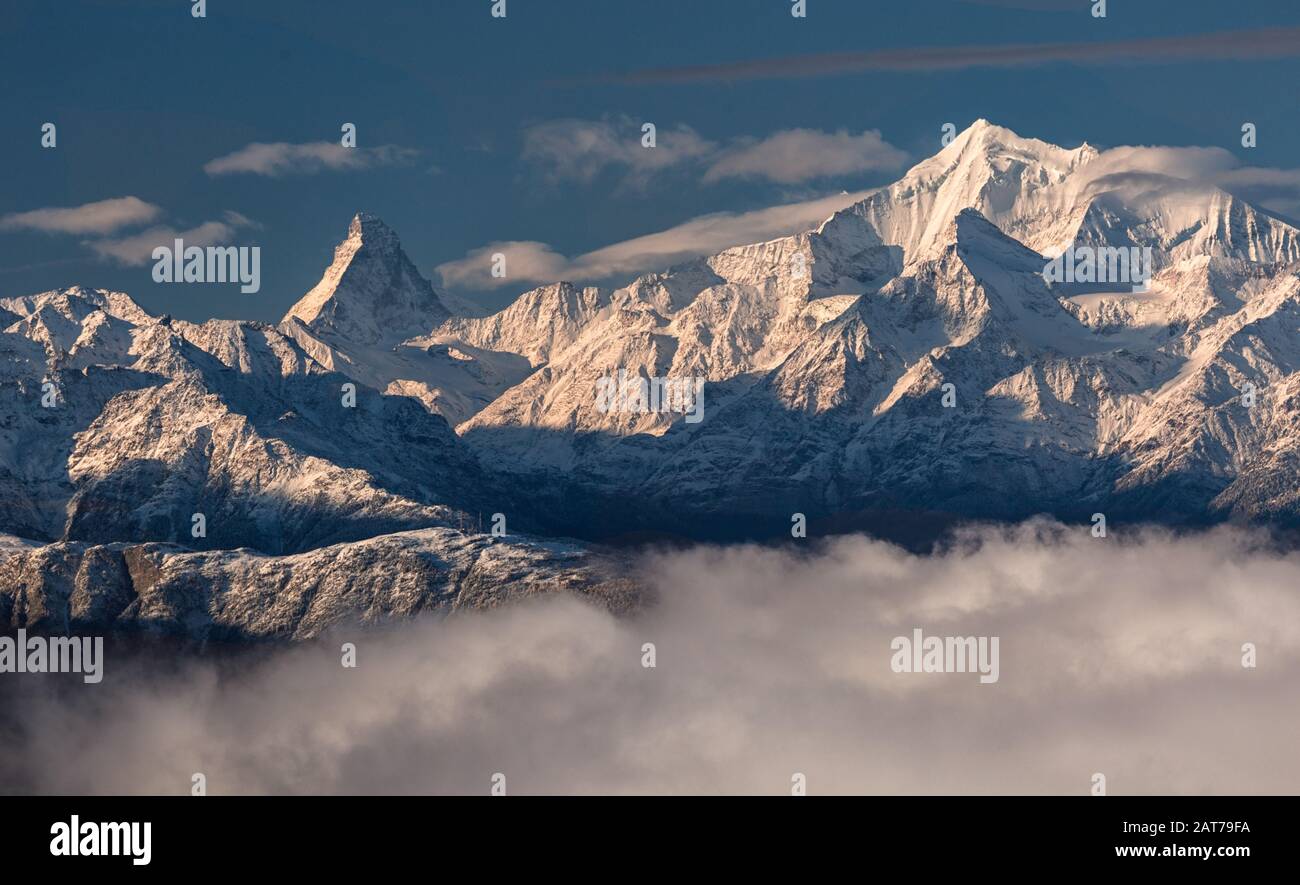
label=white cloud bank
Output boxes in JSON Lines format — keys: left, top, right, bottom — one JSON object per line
{"left": 4, "top": 521, "right": 1298, "bottom": 795}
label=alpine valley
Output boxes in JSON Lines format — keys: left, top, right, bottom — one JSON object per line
{"left": 6, "top": 120, "right": 1300, "bottom": 638}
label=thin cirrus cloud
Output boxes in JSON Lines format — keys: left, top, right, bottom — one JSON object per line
{"left": 86, "top": 211, "right": 259, "bottom": 267}
{"left": 0, "top": 196, "right": 163, "bottom": 235}
{"left": 437, "top": 189, "right": 872, "bottom": 290}
{"left": 959, "top": 0, "right": 1101, "bottom": 8}
{"left": 204, "top": 141, "right": 420, "bottom": 177}
{"left": 611, "top": 26, "right": 1300, "bottom": 84}
{"left": 522, "top": 118, "right": 908, "bottom": 187}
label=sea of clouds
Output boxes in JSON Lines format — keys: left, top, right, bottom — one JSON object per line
{"left": 3, "top": 519, "right": 1298, "bottom": 795}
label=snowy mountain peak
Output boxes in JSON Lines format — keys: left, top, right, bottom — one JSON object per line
{"left": 282, "top": 213, "right": 450, "bottom": 346}
{"left": 437, "top": 281, "right": 612, "bottom": 367}
{"left": 830, "top": 120, "right": 1102, "bottom": 263}
{"left": 934, "top": 119, "right": 1100, "bottom": 181}
{"left": 346, "top": 210, "right": 403, "bottom": 254}
{"left": 943, "top": 118, "right": 1097, "bottom": 168}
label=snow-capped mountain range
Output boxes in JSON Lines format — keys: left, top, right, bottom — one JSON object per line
{"left": 5, "top": 120, "right": 1300, "bottom": 636}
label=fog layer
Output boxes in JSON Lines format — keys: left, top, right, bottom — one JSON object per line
{"left": 4, "top": 521, "right": 1297, "bottom": 795}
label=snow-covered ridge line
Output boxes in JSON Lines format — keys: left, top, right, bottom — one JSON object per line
{"left": 7, "top": 120, "right": 1300, "bottom": 638}
{"left": 0, "top": 528, "right": 635, "bottom": 640}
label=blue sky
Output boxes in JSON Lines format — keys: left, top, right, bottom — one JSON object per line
{"left": 3, "top": 0, "right": 1300, "bottom": 321}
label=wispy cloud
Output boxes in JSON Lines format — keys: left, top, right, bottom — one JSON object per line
{"left": 0, "top": 197, "right": 261, "bottom": 267}
{"left": 523, "top": 118, "right": 907, "bottom": 188}
{"left": 204, "top": 142, "right": 420, "bottom": 177}
{"left": 958, "top": 0, "right": 1090, "bottom": 8}
{"left": 0, "top": 197, "right": 162, "bottom": 235}
{"left": 437, "top": 190, "right": 871, "bottom": 290}
{"left": 1214, "top": 166, "right": 1300, "bottom": 217}
{"left": 522, "top": 118, "right": 715, "bottom": 187}
{"left": 703, "top": 128, "right": 908, "bottom": 184}
{"left": 613, "top": 27, "right": 1300, "bottom": 84}
{"left": 1072, "top": 144, "right": 1300, "bottom": 218}
{"left": 87, "top": 211, "right": 259, "bottom": 267}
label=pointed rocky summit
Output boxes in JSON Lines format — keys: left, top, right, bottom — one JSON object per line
{"left": 283, "top": 212, "right": 450, "bottom": 345}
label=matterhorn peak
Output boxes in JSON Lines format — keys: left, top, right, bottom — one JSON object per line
{"left": 346, "top": 211, "right": 402, "bottom": 253}
{"left": 282, "top": 212, "right": 450, "bottom": 346}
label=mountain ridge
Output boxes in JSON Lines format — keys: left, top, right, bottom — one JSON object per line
{"left": 8, "top": 120, "right": 1300, "bottom": 636}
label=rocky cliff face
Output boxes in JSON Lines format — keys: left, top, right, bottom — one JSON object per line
{"left": 0, "top": 530, "right": 634, "bottom": 640}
